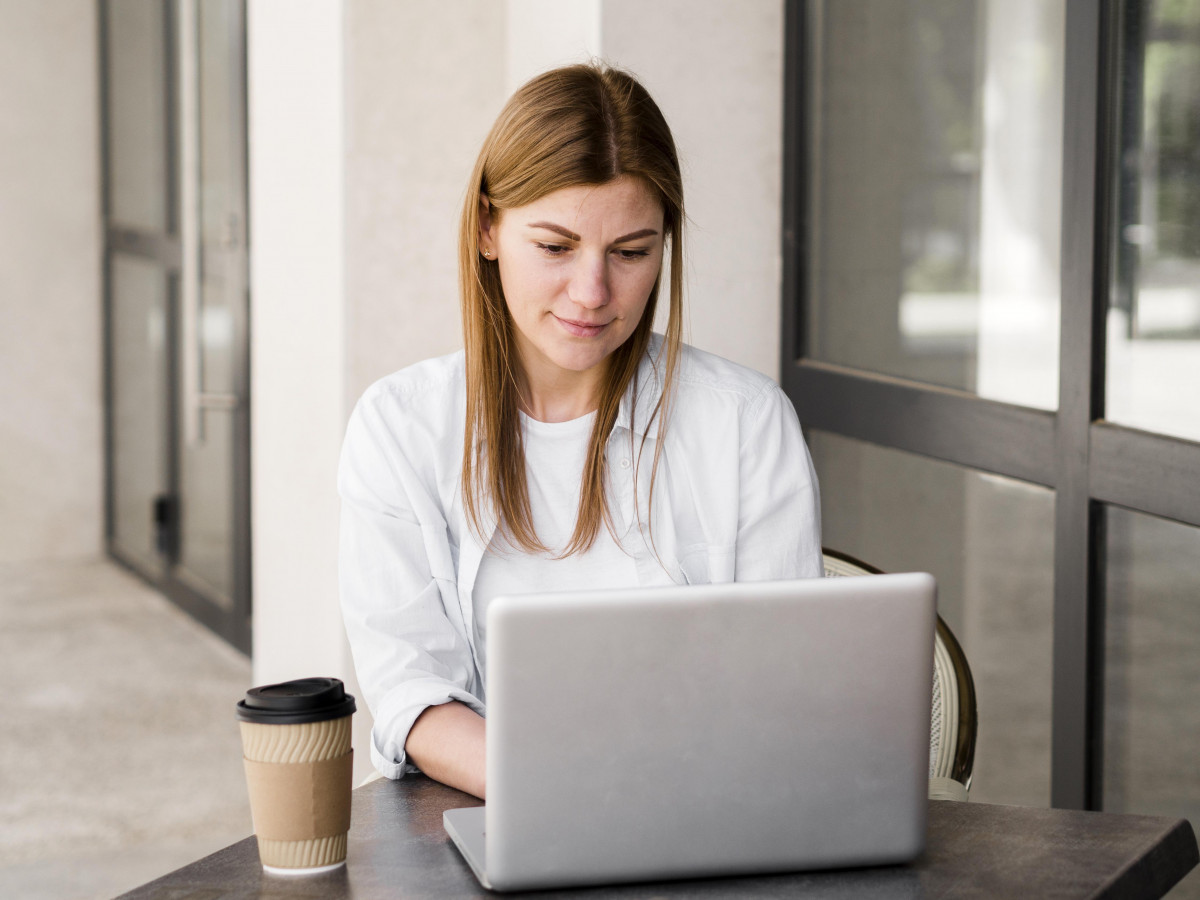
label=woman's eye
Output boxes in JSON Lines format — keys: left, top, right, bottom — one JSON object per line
{"left": 616, "top": 248, "right": 651, "bottom": 261}
{"left": 534, "top": 242, "right": 568, "bottom": 256}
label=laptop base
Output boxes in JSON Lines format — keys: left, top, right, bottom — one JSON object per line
{"left": 444, "top": 806, "right": 491, "bottom": 890}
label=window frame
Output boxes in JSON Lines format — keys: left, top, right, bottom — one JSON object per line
{"left": 782, "top": 0, "right": 1200, "bottom": 810}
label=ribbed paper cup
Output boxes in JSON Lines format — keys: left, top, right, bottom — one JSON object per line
{"left": 236, "top": 678, "right": 356, "bottom": 874}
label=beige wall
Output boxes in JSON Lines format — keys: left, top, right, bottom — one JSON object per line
{"left": 344, "top": 1, "right": 507, "bottom": 408}
{"left": 505, "top": 0, "right": 601, "bottom": 94}
{"left": 0, "top": 1, "right": 103, "bottom": 565}
{"left": 603, "top": 0, "right": 785, "bottom": 378}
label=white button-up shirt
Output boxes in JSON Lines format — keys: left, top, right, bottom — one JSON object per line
{"left": 338, "top": 339, "right": 823, "bottom": 779}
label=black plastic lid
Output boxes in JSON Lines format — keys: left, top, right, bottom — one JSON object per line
{"left": 236, "top": 677, "right": 356, "bottom": 725}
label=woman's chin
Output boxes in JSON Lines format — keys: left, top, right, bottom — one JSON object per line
{"left": 527, "top": 334, "right": 619, "bottom": 376}
{"left": 549, "top": 349, "right": 611, "bottom": 375}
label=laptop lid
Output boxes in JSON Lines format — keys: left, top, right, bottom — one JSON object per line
{"left": 453, "top": 573, "right": 936, "bottom": 892}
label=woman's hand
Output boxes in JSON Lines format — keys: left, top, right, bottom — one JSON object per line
{"left": 406, "top": 701, "right": 487, "bottom": 799}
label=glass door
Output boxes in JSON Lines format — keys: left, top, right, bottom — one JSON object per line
{"left": 101, "top": 0, "right": 250, "bottom": 653}
{"left": 175, "top": 0, "right": 249, "bottom": 625}
{"left": 104, "top": 0, "right": 173, "bottom": 580}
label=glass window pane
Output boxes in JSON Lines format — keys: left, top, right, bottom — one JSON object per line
{"left": 173, "top": 0, "right": 245, "bottom": 609}
{"left": 1103, "top": 506, "right": 1200, "bottom": 899}
{"left": 110, "top": 253, "right": 168, "bottom": 574}
{"left": 808, "top": 429, "right": 1055, "bottom": 807}
{"left": 1108, "top": 0, "right": 1200, "bottom": 442}
{"left": 179, "top": 407, "right": 235, "bottom": 608}
{"left": 105, "top": 0, "right": 169, "bottom": 233}
{"left": 806, "top": 0, "right": 1063, "bottom": 410}
{"left": 195, "top": 0, "right": 243, "bottom": 399}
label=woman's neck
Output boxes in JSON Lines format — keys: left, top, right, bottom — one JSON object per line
{"left": 518, "top": 359, "right": 605, "bottom": 423}
{"left": 520, "top": 384, "right": 598, "bottom": 423}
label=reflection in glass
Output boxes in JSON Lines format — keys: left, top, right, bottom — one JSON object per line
{"left": 806, "top": 0, "right": 1063, "bottom": 409}
{"left": 110, "top": 255, "right": 168, "bottom": 573}
{"left": 1104, "top": 506, "right": 1200, "bottom": 899}
{"left": 808, "top": 430, "right": 1054, "bottom": 807}
{"left": 197, "top": 0, "right": 242, "bottom": 396}
{"left": 179, "top": 408, "right": 234, "bottom": 608}
{"left": 176, "top": 0, "right": 245, "bottom": 610}
{"left": 1109, "top": 0, "right": 1200, "bottom": 442}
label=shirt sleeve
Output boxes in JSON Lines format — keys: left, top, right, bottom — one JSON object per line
{"left": 734, "top": 383, "right": 824, "bottom": 580}
{"left": 338, "top": 389, "right": 485, "bottom": 780}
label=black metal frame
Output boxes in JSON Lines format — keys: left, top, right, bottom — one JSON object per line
{"left": 228, "top": 0, "right": 253, "bottom": 661}
{"left": 782, "top": 0, "right": 1200, "bottom": 810}
{"left": 98, "top": 0, "right": 252, "bottom": 656}
{"left": 99, "top": 0, "right": 114, "bottom": 550}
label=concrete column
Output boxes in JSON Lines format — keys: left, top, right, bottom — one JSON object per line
{"left": 247, "top": 1, "right": 350, "bottom": 687}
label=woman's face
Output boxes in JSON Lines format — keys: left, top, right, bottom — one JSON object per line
{"left": 479, "top": 176, "right": 665, "bottom": 393}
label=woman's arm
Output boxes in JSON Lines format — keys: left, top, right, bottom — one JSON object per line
{"left": 406, "top": 701, "right": 487, "bottom": 799}
{"left": 339, "top": 383, "right": 486, "bottom": 783}
{"left": 735, "top": 383, "right": 823, "bottom": 580}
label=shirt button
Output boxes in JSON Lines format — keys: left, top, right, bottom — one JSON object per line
{"left": 620, "top": 458, "right": 631, "bottom": 469}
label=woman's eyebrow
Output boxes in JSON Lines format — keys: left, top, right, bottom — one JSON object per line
{"left": 527, "top": 221, "right": 581, "bottom": 241}
{"left": 526, "top": 222, "right": 660, "bottom": 244}
{"left": 613, "top": 228, "right": 659, "bottom": 243}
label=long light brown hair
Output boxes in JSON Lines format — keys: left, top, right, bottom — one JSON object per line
{"left": 460, "top": 63, "right": 684, "bottom": 556}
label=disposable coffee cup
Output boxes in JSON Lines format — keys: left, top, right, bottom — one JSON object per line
{"left": 236, "top": 677, "right": 356, "bottom": 875}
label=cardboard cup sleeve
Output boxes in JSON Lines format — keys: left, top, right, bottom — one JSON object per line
{"left": 243, "top": 751, "right": 354, "bottom": 843}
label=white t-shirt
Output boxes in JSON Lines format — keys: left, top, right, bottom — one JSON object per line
{"left": 472, "top": 411, "right": 649, "bottom": 685}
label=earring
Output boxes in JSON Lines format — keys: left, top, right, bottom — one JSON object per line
{"left": 482, "top": 249, "right": 493, "bottom": 259}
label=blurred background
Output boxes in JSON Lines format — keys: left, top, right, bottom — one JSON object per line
{"left": 0, "top": 0, "right": 1197, "bottom": 897}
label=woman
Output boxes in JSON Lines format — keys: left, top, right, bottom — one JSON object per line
{"left": 339, "top": 64, "right": 822, "bottom": 800}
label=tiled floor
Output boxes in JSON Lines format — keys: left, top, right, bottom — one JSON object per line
{"left": 0, "top": 558, "right": 253, "bottom": 899}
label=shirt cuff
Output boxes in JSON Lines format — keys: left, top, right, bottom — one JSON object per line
{"left": 369, "top": 684, "right": 486, "bottom": 780}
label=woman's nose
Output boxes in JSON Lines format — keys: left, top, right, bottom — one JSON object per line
{"left": 568, "top": 254, "right": 610, "bottom": 309}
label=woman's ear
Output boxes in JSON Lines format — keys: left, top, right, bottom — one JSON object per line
{"left": 478, "top": 195, "right": 495, "bottom": 257}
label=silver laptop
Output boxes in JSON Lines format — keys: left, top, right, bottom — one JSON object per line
{"left": 444, "top": 573, "right": 936, "bottom": 892}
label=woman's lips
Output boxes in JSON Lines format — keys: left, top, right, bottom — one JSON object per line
{"left": 554, "top": 315, "right": 609, "bottom": 337}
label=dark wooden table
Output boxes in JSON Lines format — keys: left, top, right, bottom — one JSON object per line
{"left": 119, "top": 775, "right": 1197, "bottom": 899}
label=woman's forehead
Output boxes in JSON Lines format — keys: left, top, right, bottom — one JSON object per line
{"left": 504, "top": 177, "right": 664, "bottom": 235}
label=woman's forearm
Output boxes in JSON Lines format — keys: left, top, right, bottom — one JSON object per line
{"left": 405, "top": 701, "right": 487, "bottom": 799}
